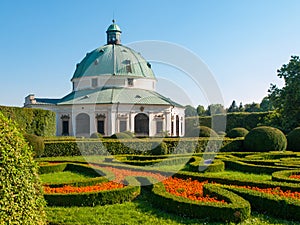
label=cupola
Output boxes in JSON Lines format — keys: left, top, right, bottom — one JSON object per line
{"left": 106, "top": 20, "right": 122, "bottom": 45}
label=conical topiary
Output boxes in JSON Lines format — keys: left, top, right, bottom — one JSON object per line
{"left": 0, "top": 112, "right": 46, "bottom": 224}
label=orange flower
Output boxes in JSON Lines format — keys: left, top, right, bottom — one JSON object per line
{"left": 44, "top": 181, "right": 124, "bottom": 194}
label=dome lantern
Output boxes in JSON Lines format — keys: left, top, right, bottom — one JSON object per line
{"left": 106, "top": 20, "right": 122, "bottom": 45}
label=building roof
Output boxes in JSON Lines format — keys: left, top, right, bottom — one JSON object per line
{"left": 106, "top": 22, "right": 121, "bottom": 33}
{"left": 72, "top": 44, "right": 155, "bottom": 80}
{"left": 57, "top": 87, "right": 183, "bottom": 107}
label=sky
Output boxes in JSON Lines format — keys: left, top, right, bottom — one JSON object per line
{"left": 0, "top": 0, "right": 299, "bottom": 108}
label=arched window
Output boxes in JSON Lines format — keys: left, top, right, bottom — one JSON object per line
{"left": 134, "top": 113, "right": 149, "bottom": 136}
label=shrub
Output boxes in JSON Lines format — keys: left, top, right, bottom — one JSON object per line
{"left": 23, "top": 133, "right": 45, "bottom": 157}
{"left": 90, "top": 132, "right": 103, "bottom": 139}
{"left": 226, "top": 128, "right": 249, "bottom": 138}
{"left": 122, "top": 131, "right": 135, "bottom": 138}
{"left": 151, "top": 142, "right": 168, "bottom": 155}
{"left": 244, "top": 126, "right": 287, "bottom": 151}
{"left": 186, "top": 126, "right": 218, "bottom": 137}
{"left": 110, "top": 132, "right": 132, "bottom": 139}
{"left": 287, "top": 127, "right": 300, "bottom": 151}
{"left": 0, "top": 105, "right": 56, "bottom": 136}
{"left": 0, "top": 112, "right": 46, "bottom": 224}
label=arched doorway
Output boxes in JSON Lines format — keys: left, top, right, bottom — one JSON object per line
{"left": 134, "top": 113, "right": 149, "bottom": 136}
{"left": 76, "top": 113, "right": 90, "bottom": 137}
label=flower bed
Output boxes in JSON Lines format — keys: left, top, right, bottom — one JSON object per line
{"left": 102, "top": 166, "right": 167, "bottom": 183}
{"left": 163, "top": 177, "right": 226, "bottom": 204}
{"left": 44, "top": 181, "right": 124, "bottom": 194}
{"left": 290, "top": 174, "right": 300, "bottom": 179}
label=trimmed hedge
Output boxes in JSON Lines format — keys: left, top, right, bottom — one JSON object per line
{"left": 44, "top": 184, "right": 140, "bottom": 207}
{"left": 244, "top": 126, "right": 287, "bottom": 152}
{"left": 287, "top": 127, "right": 300, "bottom": 151}
{"left": 223, "top": 185, "right": 300, "bottom": 221}
{"left": 0, "top": 112, "right": 46, "bottom": 224}
{"left": 187, "top": 158, "right": 225, "bottom": 173}
{"left": 185, "top": 126, "right": 218, "bottom": 137}
{"left": 0, "top": 105, "right": 56, "bottom": 136}
{"left": 148, "top": 180, "right": 250, "bottom": 222}
{"left": 43, "top": 138, "right": 242, "bottom": 157}
{"left": 226, "top": 128, "right": 249, "bottom": 138}
{"left": 272, "top": 169, "right": 300, "bottom": 184}
{"left": 23, "top": 133, "right": 45, "bottom": 157}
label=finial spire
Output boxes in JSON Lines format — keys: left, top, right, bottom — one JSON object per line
{"left": 112, "top": 19, "right": 115, "bottom": 23}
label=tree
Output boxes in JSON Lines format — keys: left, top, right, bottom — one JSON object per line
{"left": 244, "top": 102, "right": 260, "bottom": 112}
{"left": 206, "top": 104, "right": 226, "bottom": 116}
{"left": 260, "top": 97, "right": 274, "bottom": 112}
{"left": 228, "top": 100, "right": 239, "bottom": 112}
{"left": 238, "top": 102, "right": 244, "bottom": 112}
{"left": 268, "top": 55, "right": 300, "bottom": 132}
{"left": 184, "top": 105, "right": 197, "bottom": 117}
{"left": 196, "top": 105, "right": 206, "bottom": 116}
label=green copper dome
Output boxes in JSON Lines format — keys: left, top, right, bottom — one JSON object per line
{"left": 71, "top": 44, "right": 155, "bottom": 80}
{"left": 106, "top": 23, "right": 121, "bottom": 33}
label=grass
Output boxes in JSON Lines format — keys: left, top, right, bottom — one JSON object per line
{"left": 202, "top": 170, "right": 272, "bottom": 181}
{"left": 40, "top": 171, "right": 97, "bottom": 184}
{"left": 46, "top": 191, "right": 298, "bottom": 225}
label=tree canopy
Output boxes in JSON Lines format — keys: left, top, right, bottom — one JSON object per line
{"left": 268, "top": 55, "right": 300, "bottom": 132}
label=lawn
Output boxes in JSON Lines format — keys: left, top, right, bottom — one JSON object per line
{"left": 40, "top": 171, "right": 97, "bottom": 184}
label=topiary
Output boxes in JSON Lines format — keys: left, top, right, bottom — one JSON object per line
{"left": 185, "top": 126, "right": 218, "bottom": 137}
{"left": 0, "top": 112, "right": 46, "bottom": 224}
{"left": 151, "top": 142, "right": 168, "bottom": 155}
{"left": 226, "top": 127, "right": 249, "bottom": 138}
{"left": 90, "top": 132, "right": 103, "bottom": 139}
{"left": 199, "top": 126, "right": 218, "bottom": 137}
{"left": 23, "top": 133, "right": 45, "bottom": 157}
{"left": 110, "top": 132, "right": 131, "bottom": 139}
{"left": 287, "top": 127, "right": 300, "bottom": 151}
{"left": 244, "top": 126, "right": 287, "bottom": 152}
{"left": 121, "top": 131, "right": 135, "bottom": 138}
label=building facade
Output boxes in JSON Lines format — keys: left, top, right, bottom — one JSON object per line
{"left": 24, "top": 21, "right": 185, "bottom": 137}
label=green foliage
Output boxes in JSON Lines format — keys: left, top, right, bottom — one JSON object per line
{"left": 193, "top": 112, "right": 273, "bottom": 134}
{"left": 0, "top": 112, "right": 46, "bottom": 224}
{"left": 269, "top": 55, "right": 300, "bottom": 132}
{"left": 272, "top": 169, "right": 300, "bottom": 184}
{"left": 151, "top": 142, "right": 168, "bottom": 155}
{"left": 90, "top": 132, "right": 103, "bottom": 139}
{"left": 206, "top": 104, "right": 226, "bottom": 115}
{"left": 111, "top": 131, "right": 132, "bottom": 139}
{"left": 287, "top": 127, "right": 300, "bottom": 151}
{"left": 185, "top": 125, "right": 218, "bottom": 137}
{"left": 244, "top": 126, "right": 287, "bottom": 152}
{"left": 23, "top": 133, "right": 45, "bottom": 157}
{"left": 44, "top": 185, "right": 140, "bottom": 207}
{"left": 187, "top": 158, "right": 225, "bottom": 173}
{"left": 226, "top": 127, "right": 249, "bottom": 138}
{"left": 43, "top": 138, "right": 241, "bottom": 157}
{"left": 0, "top": 105, "right": 56, "bottom": 136}
{"left": 148, "top": 180, "right": 250, "bottom": 223}
{"left": 224, "top": 185, "right": 300, "bottom": 221}
{"left": 228, "top": 100, "right": 239, "bottom": 113}
{"left": 184, "top": 105, "right": 197, "bottom": 117}
{"left": 244, "top": 102, "right": 260, "bottom": 112}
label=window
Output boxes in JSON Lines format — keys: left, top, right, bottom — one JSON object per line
{"left": 156, "top": 121, "right": 163, "bottom": 134}
{"left": 97, "top": 120, "right": 105, "bottom": 135}
{"left": 128, "top": 78, "right": 134, "bottom": 87}
{"left": 125, "top": 60, "right": 132, "bottom": 73}
{"left": 92, "top": 78, "right": 98, "bottom": 88}
{"left": 120, "top": 120, "right": 127, "bottom": 132}
{"left": 62, "top": 121, "right": 69, "bottom": 136}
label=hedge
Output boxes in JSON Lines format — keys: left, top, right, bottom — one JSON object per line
{"left": 174, "top": 171, "right": 300, "bottom": 192}
{"left": 43, "top": 138, "right": 243, "bottom": 157}
{"left": 186, "top": 112, "right": 273, "bottom": 133}
{"left": 0, "top": 105, "right": 56, "bottom": 136}
{"left": 187, "top": 158, "right": 225, "bottom": 173}
{"left": 147, "top": 179, "right": 250, "bottom": 223}
{"left": 44, "top": 184, "right": 140, "bottom": 207}
{"left": 0, "top": 111, "right": 46, "bottom": 224}
{"left": 272, "top": 169, "right": 300, "bottom": 184}
{"left": 223, "top": 185, "right": 300, "bottom": 221}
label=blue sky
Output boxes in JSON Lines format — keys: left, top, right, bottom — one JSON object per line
{"left": 0, "top": 0, "right": 299, "bottom": 108}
